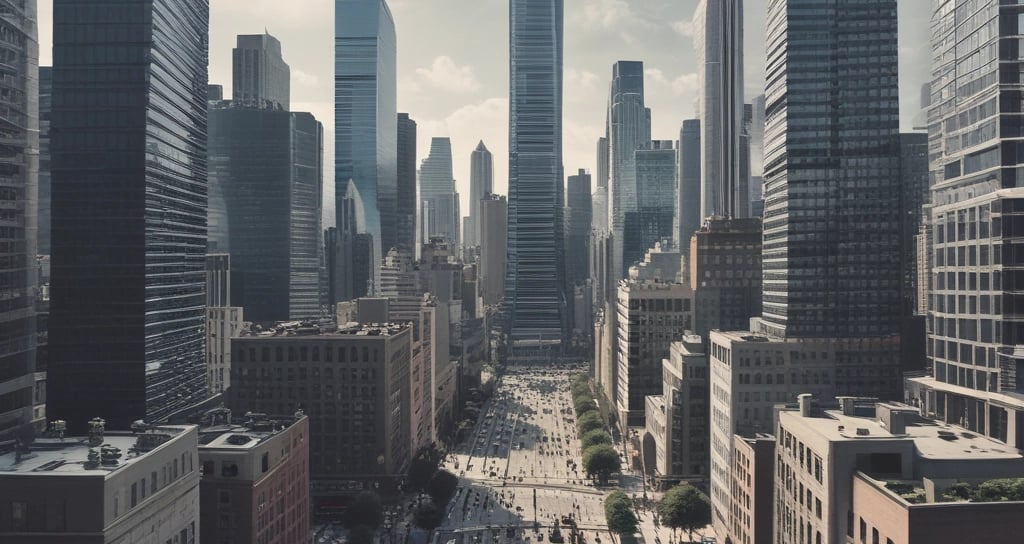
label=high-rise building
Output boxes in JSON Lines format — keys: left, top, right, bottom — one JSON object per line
{"left": 624, "top": 142, "right": 675, "bottom": 269}
{"left": 480, "top": 195, "right": 507, "bottom": 306}
{"left": 899, "top": 132, "right": 929, "bottom": 316}
{"left": 232, "top": 33, "right": 290, "bottom": 110}
{"left": 205, "top": 254, "right": 243, "bottom": 396}
{"left": 0, "top": 0, "right": 37, "bottom": 440}
{"left": 507, "top": 0, "right": 565, "bottom": 347}
{"left": 676, "top": 119, "right": 702, "bottom": 248}
{"left": 208, "top": 100, "right": 324, "bottom": 322}
{"left": 760, "top": 0, "right": 901, "bottom": 339}
{"left": 38, "top": 66, "right": 50, "bottom": 257}
{"left": 566, "top": 169, "right": 592, "bottom": 289}
{"left": 420, "top": 137, "right": 459, "bottom": 245}
{"left": 396, "top": 113, "right": 417, "bottom": 252}
{"left": 468, "top": 141, "right": 494, "bottom": 249}
{"left": 908, "top": 0, "right": 1024, "bottom": 450}
{"left": 694, "top": 0, "right": 744, "bottom": 219}
{"left": 607, "top": 61, "right": 648, "bottom": 280}
{"left": 335, "top": 0, "right": 398, "bottom": 293}
{"left": 49, "top": 0, "right": 209, "bottom": 431}
{"left": 593, "top": 137, "right": 610, "bottom": 233}
{"left": 689, "top": 217, "right": 762, "bottom": 342}
{"left": 331, "top": 181, "right": 373, "bottom": 302}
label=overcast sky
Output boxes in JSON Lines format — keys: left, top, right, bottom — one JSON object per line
{"left": 38, "top": 0, "right": 930, "bottom": 225}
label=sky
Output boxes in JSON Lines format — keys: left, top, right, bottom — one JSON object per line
{"left": 37, "top": 0, "right": 931, "bottom": 226}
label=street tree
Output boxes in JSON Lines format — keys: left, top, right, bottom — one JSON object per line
{"left": 583, "top": 444, "right": 620, "bottom": 485}
{"left": 582, "top": 429, "right": 613, "bottom": 449}
{"left": 577, "top": 411, "right": 604, "bottom": 435}
{"left": 407, "top": 456, "right": 438, "bottom": 492}
{"left": 343, "top": 492, "right": 383, "bottom": 529}
{"left": 413, "top": 502, "right": 444, "bottom": 530}
{"left": 604, "top": 491, "right": 638, "bottom": 537}
{"left": 657, "top": 485, "right": 712, "bottom": 543}
{"left": 574, "top": 395, "right": 597, "bottom": 415}
{"left": 427, "top": 469, "right": 459, "bottom": 506}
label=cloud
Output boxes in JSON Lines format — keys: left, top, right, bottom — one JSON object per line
{"left": 414, "top": 56, "right": 482, "bottom": 94}
{"left": 671, "top": 19, "right": 695, "bottom": 37}
{"left": 565, "top": 68, "right": 600, "bottom": 94}
{"left": 577, "top": 0, "right": 636, "bottom": 29}
{"left": 292, "top": 68, "right": 319, "bottom": 88}
{"left": 645, "top": 68, "right": 699, "bottom": 97}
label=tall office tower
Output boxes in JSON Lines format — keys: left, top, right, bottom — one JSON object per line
{"left": 737, "top": 103, "right": 752, "bottom": 218}
{"left": 479, "top": 194, "right": 507, "bottom": 307}
{"left": 420, "top": 137, "right": 459, "bottom": 244}
{"left": 695, "top": 0, "right": 744, "bottom": 219}
{"left": 232, "top": 33, "right": 290, "bottom": 110}
{"left": 49, "top": 0, "right": 208, "bottom": 431}
{"left": 468, "top": 141, "right": 494, "bottom": 248}
{"left": 675, "top": 119, "right": 702, "bottom": 248}
{"left": 38, "top": 66, "right": 50, "bottom": 256}
{"left": 907, "top": 0, "right": 1024, "bottom": 449}
{"left": 607, "top": 61, "right": 647, "bottom": 280}
{"left": 566, "top": 170, "right": 592, "bottom": 290}
{"left": 332, "top": 180, "right": 373, "bottom": 302}
{"left": 750, "top": 96, "right": 766, "bottom": 217}
{"left": 208, "top": 106, "right": 324, "bottom": 322}
{"left": 593, "top": 136, "right": 610, "bottom": 232}
{"left": 899, "top": 133, "right": 929, "bottom": 316}
{"left": 335, "top": 0, "right": 398, "bottom": 294}
{"left": 0, "top": 0, "right": 37, "bottom": 440}
{"left": 624, "top": 142, "right": 676, "bottom": 270}
{"left": 396, "top": 113, "right": 417, "bottom": 252}
{"left": 760, "top": 0, "right": 901, "bottom": 340}
{"left": 507, "top": 0, "right": 565, "bottom": 347}
{"left": 690, "top": 217, "right": 762, "bottom": 342}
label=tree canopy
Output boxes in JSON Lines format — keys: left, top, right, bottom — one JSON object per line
{"left": 583, "top": 444, "right": 620, "bottom": 485}
{"left": 604, "top": 491, "right": 638, "bottom": 536}
{"left": 427, "top": 469, "right": 459, "bottom": 506}
{"left": 574, "top": 395, "right": 598, "bottom": 415}
{"left": 344, "top": 492, "right": 384, "bottom": 529}
{"left": 657, "top": 485, "right": 711, "bottom": 543}
{"left": 577, "top": 411, "right": 605, "bottom": 435}
{"left": 413, "top": 502, "right": 445, "bottom": 530}
{"left": 582, "top": 429, "right": 613, "bottom": 449}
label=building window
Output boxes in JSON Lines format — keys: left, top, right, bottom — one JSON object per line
{"left": 262, "top": 452, "right": 270, "bottom": 472}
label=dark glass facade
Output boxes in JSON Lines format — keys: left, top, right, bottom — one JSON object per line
{"left": 565, "top": 169, "right": 592, "bottom": 289}
{"left": 49, "top": 0, "right": 209, "bottom": 430}
{"left": 0, "top": 0, "right": 38, "bottom": 439}
{"left": 607, "top": 60, "right": 647, "bottom": 280}
{"left": 396, "top": 113, "right": 416, "bottom": 252}
{"left": 761, "top": 0, "right": 902, "bottom": 339}
{"left": 676, "top": 119, "right": 702, "bottom": 247}
{"left": 624, "top": 146, "right": 675, "bottom": 269}
{"left": 207, "top": 108, "right": 323, "bottom": 322}
{"left": 507, "top": 0, "right": 566, "bottom": 345}
{"left": 38, "top": 66, "right": 50, "bottom": 256}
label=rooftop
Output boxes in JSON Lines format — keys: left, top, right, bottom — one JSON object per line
{"left": 197, "top": 408, "right": 305, "bottom": 450}
{"left": 241, "top": 320, "right": 409, "bottom": 338}
{"left": 0, "top": 424, "right": 193, "bottom": 476}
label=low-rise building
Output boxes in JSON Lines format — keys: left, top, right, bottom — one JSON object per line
{"left": 727, "top": 433, "right": 775, "bottom": 544}
{"left": 0, "top": 421, "right": 200, "bottom": 543}
{"left": 228, "top": 322, "right": 411, "bottom": 518}
{"left": 774, "top": 396, "right": 1024, "bottom": 544}
{"left": 198, "top": 409, "right": 309, "bottom": 544}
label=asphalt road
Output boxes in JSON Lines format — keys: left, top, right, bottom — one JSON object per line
{"left": 436, "top": 364, "right": 614, "bottom": 544}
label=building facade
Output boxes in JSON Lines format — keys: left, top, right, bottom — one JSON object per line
{"left": 695, "top": 0, "right": 745, "bottom": 219}
{"left": 625, "top": 143, "right": 675, "bottom": 269}
{"left": 566, "top": 169, "right": 593, "bottom": 289}
{"left": 726, "top": 433, "right": 774, "bottom": 544}
{"left": 479, "top": 195, "right": 507, "bottom": 307}
{"left": 206, "top": 254, "right": 244, "bottom": 396}
{"left": 689, "top": 217, "right": 762, "bottom": 342}
{"left": 419, "top": 137, "right": 459, "bottom": 245}
{"left": 198, "top": 411, "right": 310, "bottom": 544}
{"left": 644, "top": 337, "right": 708, "bottom": 487}
{"left": 675, "top": 119, "right": 702, "bottom": 248}
{"left": 593, "top": 137, "right": 610, "bottom": 233}
{"left": 232, "top": 33, "right": 290, "bottom": 110}
{"left": 49, "top": 0, "right": 209, "bottom": 430}
{"left": 607, "top": 61, "right": 648, "bottom": 280}
{"left": 507, "top": 0, "right": 566, "bottom": 346}
{"left": 467, "top": 141, "right": 494, "bottom": 249}
{"left": 335, "top": 0, "right": 398, "bottom": 293}
{"left": 396, "top": 113, "right": 417, "bottom": 252}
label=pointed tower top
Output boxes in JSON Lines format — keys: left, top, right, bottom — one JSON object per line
{"left": 475, "top": 140, "right": 489, "bottom": 152}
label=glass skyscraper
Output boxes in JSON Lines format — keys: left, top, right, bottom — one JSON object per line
{"left": 607, "top": 61, "right": 648, "bottom": 280}
{"left": 49, "top": 0, "right": 209, "bottom": 430}
{"left": 467, "top": 140, "right": 494, "bottom": 249}
{"left": 233, "top": 33, "right": 290, "bottom": 110}
{"left": 675, "top": 119, "right": 702, "bottom": 248}
{"left": 566, "top": 169, "right": 592, "bottom": 289}
{"left": 625, "top": 143, "right": 676, "bottom": 269}
{"left": 761, "top": 0, "right": 902, "bottom": 339}
{"left": 507, "top": 0, "right": 565, "bottom": 346}
{"left": 419, "top": 137, "right": 459, "bottom": 245}
{"left": 335, "top": 0, "right": 397, "bottom": 295}
{"left": 396, "top": 113, "right": 417, "bottom": 252}
{"left": 0, "top": 0, "right": 38, "bottom": 440}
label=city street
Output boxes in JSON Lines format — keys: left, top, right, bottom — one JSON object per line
{"left": 435, "top": 364, "right": 614, "bottom": 544}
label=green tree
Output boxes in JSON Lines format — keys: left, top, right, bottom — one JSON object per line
{"left": 583, "top": 444, "right": 620, "bottom": 485}
{"left": 971, "top": 478, "right": 1024, "bottom": 502}
{"left": 413, "top": 502, "right": 445, "bottom": 530}
{"left": 427, "top": 469, "right": 459, "bottom": 506}
{"left": 348, "top": 525, "right": 375, "bottom": 544}
{"left": 407, "top": 457, "right": 439, "bottom": 492}
{"left": 344, "top": 492, "right": 383, "bottom": 529}
{"left": 574, "top": 395, "right": 597, "bottom": 415}
{"left": 604, "top": 491, "right": 638, "bottom": 537}
{"left": 582, "top": 429, "right": 613, "bottom": 449}
{"left": 577, "top": 411, "right": 604, "bottom": 435}
{"left": 657, "top": 485, "right": 711, "bottom": 543}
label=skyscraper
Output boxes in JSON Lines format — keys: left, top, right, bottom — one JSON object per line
{"left": 38, "top": 66, "right": 50, "bottom": 256}
{"left": 480, "top": 195, "right": 507, "bottom": 306}
{"left": 625, "top": 142, "right": 676, "bottom": 269}
{"left": 695, "top": 0, "right": 745, "bottom": 219}
{"left": 607, "top": 61, "right": 648, "bottom": 280}
{"left": 232, "top": 33, "right": 290, "bottom": 110}
{"left": 335, "top": 0, "right": 397, "bottom": 295}
{"left": 397, "top": 113, "right": 417, "bottom": 252}
{"left": 420, "top": 137, "right": 459, "bottom": 245}
{"left": 467, "top": 141, "right": 494, "bottom": 249}
{"left": 675, "top": 119, "right": 702, "bottom": 248}
{"left": 760, "top": 0, "right": 901, "bottom": 339}
{"left": 566, "top": 169, "right": 592, "bottom": 289}
{"left": 507, "top": 0, "right": 565, "bottom": 347}
{"left": 908, "top": 0, "right": 1024, "bottom": 449}
{"left": 0, "top": 0, "right": 37, "bottom": 440}
{"left": 49, "top": 0, "right": 209, "bottom": 430}
{"left": 593, "top": 136, "right": 609, "bottom": 233}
